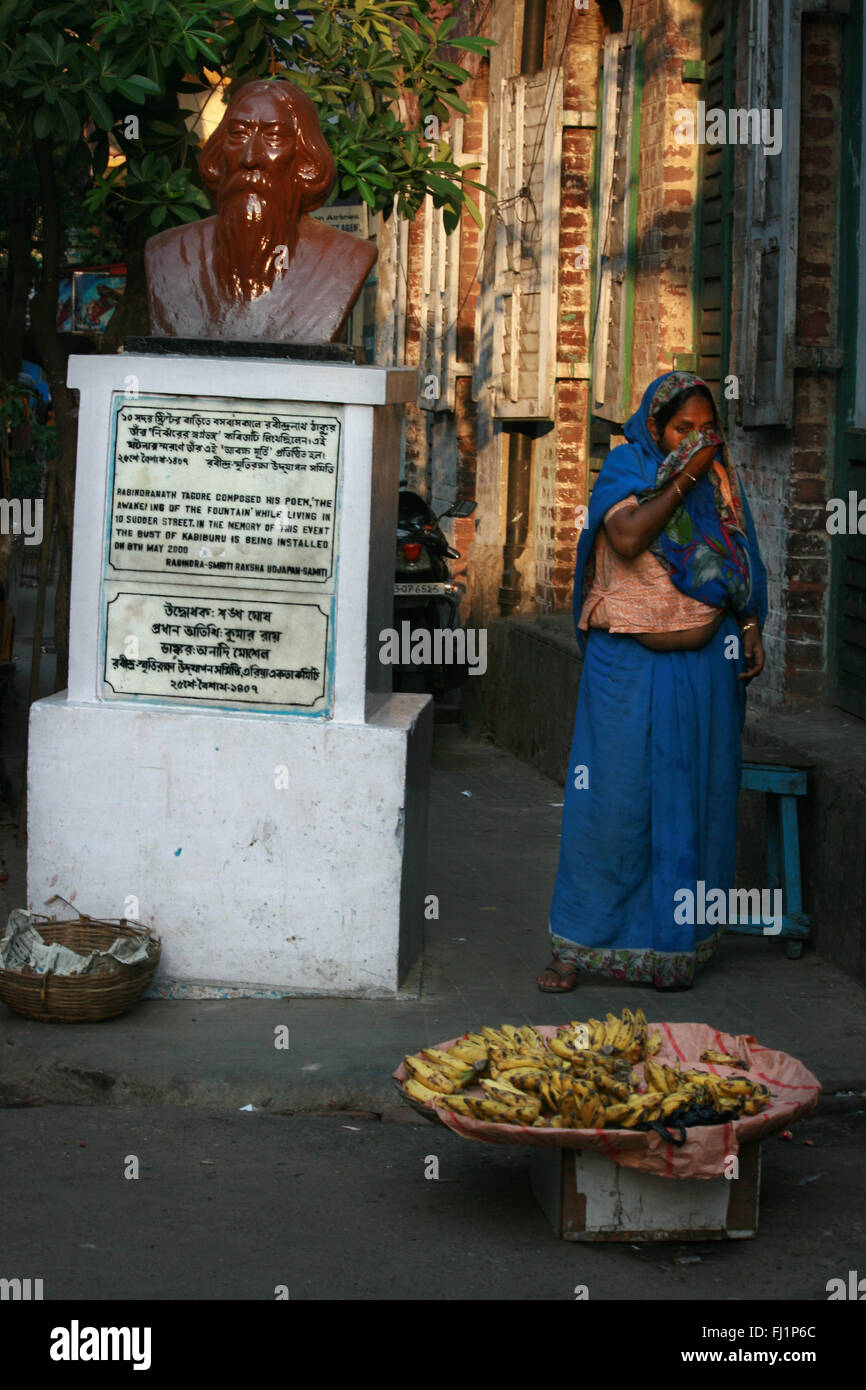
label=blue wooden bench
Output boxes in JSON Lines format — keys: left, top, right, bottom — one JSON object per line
{"left": 732, "top": 748, "right": 812, "bottom": 958}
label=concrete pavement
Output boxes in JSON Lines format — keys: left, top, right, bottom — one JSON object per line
{"left": 2, "top": 726, "right": 865, "bottom": 1113}
{"left": 1, "top": 1103, "right": 862, "bottom": 1299}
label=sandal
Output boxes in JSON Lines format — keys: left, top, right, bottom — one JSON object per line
{"left": 537, "top": 957, "right": 579, "bottom": 993}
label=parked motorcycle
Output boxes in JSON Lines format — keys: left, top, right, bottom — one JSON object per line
{"left": 392, "top": 486, "right": 477, "bottom": 699}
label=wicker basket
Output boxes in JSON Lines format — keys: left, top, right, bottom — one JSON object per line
{"left": 0, "top": 910, "right": 161, "bottom": 1023}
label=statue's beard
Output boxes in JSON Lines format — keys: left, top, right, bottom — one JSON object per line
{"left": 213, "top": 181, "right": 300, "bottom": 303}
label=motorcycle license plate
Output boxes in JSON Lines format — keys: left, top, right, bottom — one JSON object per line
{"left": 394, "top": 582, "right": 455, "bottom": 596}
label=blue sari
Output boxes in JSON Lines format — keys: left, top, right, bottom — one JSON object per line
{"left": 549, "top": 373, "right": 768, "bottom": 986}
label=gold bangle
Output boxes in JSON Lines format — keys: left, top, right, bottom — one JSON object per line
{"left": 673, "top": 478, "right": 684, "bottom": 502}
{"left": 741, "top": 619, "right": 758, "bottom": 634}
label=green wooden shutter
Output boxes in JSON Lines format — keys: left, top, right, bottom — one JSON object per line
{"left": 695, "top": 0, "right": 738, "bottom": 423}
{"left": 591, "top": 34, "right": 643, "bottom": 425}
{"left": 740, "top": 0, "right": 802, "bottom": 427}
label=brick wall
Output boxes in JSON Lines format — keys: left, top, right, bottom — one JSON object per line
{"left": 391, "top": 0, "right": 848, "bottom": 715}
{"left": 727, "top": 12, "right": 842, "bottom": 709}
{"left": 539, "top": 1, "right": 605, "bottom": 612}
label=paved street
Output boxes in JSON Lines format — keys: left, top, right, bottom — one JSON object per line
{"left": 1, "top": 1103, "right": 862, "bottom": 1301}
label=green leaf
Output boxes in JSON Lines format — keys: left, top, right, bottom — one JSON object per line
{"left": 433, "top": 60, "right": 472, "bottom": 83}
{"left": 33, "top": 104, "right": 54, "bottom": 139}
{"left": 438, "top": 11, "right": 460, "bottom": 40}
{"left": 129, "top": 74, "right": 161, "bottom": 95}
{"left": 150, "top": 204, "right": 168, "bottom": 227}
{"left": 26, "top": 32, "right": 55, "bottom": 63}
{"left": 188, "top": 32, "right": 220, "bottom": 63}
{"left": 449, "top": 36, "right": 496, "bottom": 54}
{"left": 424, "top": 172, "right": 461, "bottom": 200}
{"left": 459, "top": 189, "right": 482, "bottom": 229}
{"left": 355, "top": 176, "right": 376, "bottom": 208}
{"left": 113, "top": 77, "right": 145, "bottom": 102}
{"left": 58, "top": 96, "right": 80, "bottom": 143}
{"left": 84, "top": 87, "right": 114, "bottom": 130}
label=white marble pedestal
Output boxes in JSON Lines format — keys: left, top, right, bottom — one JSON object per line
{"left": 27, "top": 351, "right": 431, "bottom": 996}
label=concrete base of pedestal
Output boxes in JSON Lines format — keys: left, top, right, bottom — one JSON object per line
{"left": 26, "top": 691, "right": 432, "bottom": 997}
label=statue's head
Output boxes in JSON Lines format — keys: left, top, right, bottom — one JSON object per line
{"left": 200, "top": 80, "right": 337, "bottom": 301}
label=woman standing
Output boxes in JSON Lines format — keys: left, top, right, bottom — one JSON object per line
{"left": 537, "top": 372, "right": 767, "bottom": 994}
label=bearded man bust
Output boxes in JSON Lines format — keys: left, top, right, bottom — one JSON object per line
{"left": 144, "top": 79, "right": 377, "bottom": 344}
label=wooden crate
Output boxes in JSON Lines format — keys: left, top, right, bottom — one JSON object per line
{"left": 530, "top": 1143, "right": 761, "bottom": 1241}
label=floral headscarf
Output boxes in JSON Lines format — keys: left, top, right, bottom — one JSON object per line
{"left": 571, "top": 372, "right": 768, "bottom": 651}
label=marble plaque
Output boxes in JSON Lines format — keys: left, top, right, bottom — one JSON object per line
{"left": 104, "top": 592, "right": 328, "bottom": 708}
{"left": 108, "top": 397, "right": 340, "bottom": 585}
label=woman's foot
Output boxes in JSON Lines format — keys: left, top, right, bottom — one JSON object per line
{"left": 537, "top": 957, "right": 579, "bottom": 992}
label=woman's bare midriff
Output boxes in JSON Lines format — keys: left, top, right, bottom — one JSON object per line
{"left": 630, "top": 609, "right": 726, "bottom": 651}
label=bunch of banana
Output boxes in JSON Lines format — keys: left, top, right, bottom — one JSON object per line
{"left": 442, "top": 1086, "right": 540, "bottom": 1126}
{"left": 700, "top": 1048, "right": 748, "bottom": 1069}
{"left": 555, "top": 1008, "right": 663, "bottom": 1064}
{"left": 491, "top": 1065, "right": 549, "bottom": 1094}
{"left": 402, "top": 1021, "right": 772, "bottom": 1131}
{"left": 447, "top": 1037, "right": 489, "bottom": 1067}
{"left": 403, "top": 1052, "right": 475, "bottom": 1100}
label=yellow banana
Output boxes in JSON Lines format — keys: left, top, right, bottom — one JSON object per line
{"left": 660, "top": 1090, "right": 692, "bottom": 1119}
{"left": 540, "top": 1080, "right": 560, "bottom": 1111}
{"left": 427, "top": 1090, "right": 477, "bottom": 1116}
{"left": 448, "top": 1043, "right": 488, "bottom": 1066}
{"left": 743, "top": 1095, "right": 769, "bottom": 1115}
{"left": 644, "top": 1061, "right": 669, "bottom": 1095}
{"left": 492, "top": 1052, "right": 545, "bottom": 1074}
{"left": 700, "top": 1049, "right": 748, "bottom": 1069}
{"left": 645, "top": 1031, "right": 663, "bottom": 1056}
{"left": 715, "top": 1078, "right": 753, "bottom": 1097}
{"left": 603, "top": 1013, "right": 621, "bottom": 1046}
{"left": 548, "top": 1037, "right": 579, "bottom": 1062}
{"left": 603, "top": 1103, "right": 632, "bottom": 1127}
{"left": 579, "top": 1095, "right": 606, "bottom": 1128}
{"left": 479, "top": 1098, "right": 540, "bottom": 1125}
{"left": 422, "top": 1048, "right": 477, "bottom": 1077}
{"left": 404, "top": 1078, "right": 444, "bottom": 1105}
{"left": 481, "top": 1077, "right": 536, "bottom": 1106}
{"left": 403, "top": 1057, "right": 468, "bottom": 1094}
{"left": 613, "top": 1010, "right": 634, "bottom": 1051}
{"left": 499, "top": 1067, "right": 548, "bottom": 1094}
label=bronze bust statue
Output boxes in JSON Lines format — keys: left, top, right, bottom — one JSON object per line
{"left": 145, "top": 80, "right": 377, "bottom": 343}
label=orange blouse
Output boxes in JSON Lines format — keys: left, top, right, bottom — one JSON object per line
{"left": 577, "top": 495, "right": 722, "bottom": 634}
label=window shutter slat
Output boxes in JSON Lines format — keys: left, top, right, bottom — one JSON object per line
{"left": 741, "top": 0, "right": 801, "bottom": 427}
{"left": 418, "top": 120, "right": 463, "bottom": 412}
{"left": 492, "top": 69, "right": 563, "bottom": 419}
{"left": 592, "top": 35, "right": 639, "bottom": 424}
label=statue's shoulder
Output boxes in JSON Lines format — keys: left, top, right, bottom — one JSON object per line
{"left": 301, "top": 215, "right": 377, "bottom": 270}
{"left": 145, "top": 218, "right": 213, "bottom": 272}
